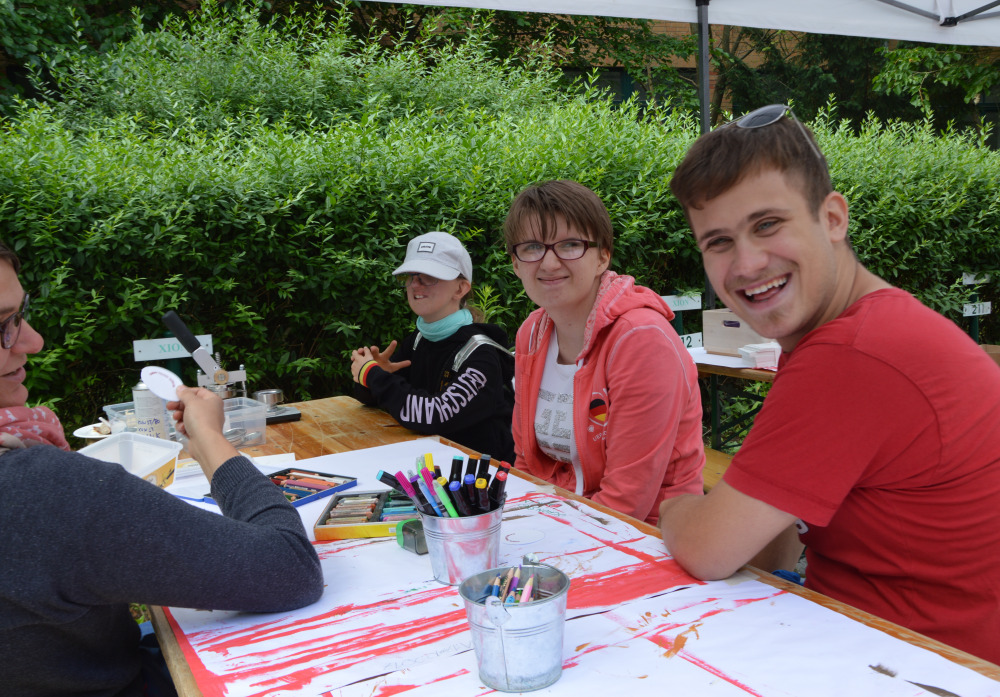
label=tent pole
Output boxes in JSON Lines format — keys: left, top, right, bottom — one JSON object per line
{"left": 696, "top": 0, "right": 716, "bottom": 310}
{"left": 697, "top": 0, "right": 711, "bottom": 135}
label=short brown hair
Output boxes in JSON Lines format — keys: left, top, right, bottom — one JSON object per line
{"left": 503, "top": 180, "right": 614, "bottom": 257}
{"left": 0, "top": 242, "right": 21, "bottom": 274}
{"left": 670, "top": 116, "right": 831, "bottom": 219}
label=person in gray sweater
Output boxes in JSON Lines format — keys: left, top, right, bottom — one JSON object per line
{"left": 0, "top": 243, "right": 323, "bottom": 696}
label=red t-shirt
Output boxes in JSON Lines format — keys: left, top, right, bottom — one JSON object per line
{"left": 727, "top": 288, "right": 1000, "bottom": 664}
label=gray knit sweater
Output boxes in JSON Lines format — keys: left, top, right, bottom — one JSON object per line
{"left": 0, "top": 446, "right": 323, "bottom": 696}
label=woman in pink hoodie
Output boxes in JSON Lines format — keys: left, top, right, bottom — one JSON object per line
{"left": 504, "top": 180, "right": 704, "bottom": 524}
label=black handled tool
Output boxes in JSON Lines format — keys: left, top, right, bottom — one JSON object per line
{"left": 161, "top": 311, "right": 229, "bottom": 385}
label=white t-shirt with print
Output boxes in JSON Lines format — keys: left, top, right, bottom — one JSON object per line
{"left": 534, "top": 335, "right": 583, "bottom": 494}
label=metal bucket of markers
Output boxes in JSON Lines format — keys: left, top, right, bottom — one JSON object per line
{"left": 458, "top": 561, "right": 570, "bottom": 692}
{"left": 420, "top": 506, "right": 503, "bottom": 586}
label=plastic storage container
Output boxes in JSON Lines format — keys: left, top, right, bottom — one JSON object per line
{"left": 103, "top": 401, "right": 138, "bottom": 434}
{"left": 79, "top": 432, "right": 183, "bottom": 488}
{"left": 222, "top": 397, "right": 267, "bottom": 447}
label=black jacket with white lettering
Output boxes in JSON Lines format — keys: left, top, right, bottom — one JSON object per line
{"left": 354, "top": 323, "right": 515, "bottom": 464}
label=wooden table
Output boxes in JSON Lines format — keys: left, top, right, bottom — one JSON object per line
{"left": 689, "top": 348, "right": 775, "bottom": 452}
{"left": 152, "top": 396, "right": 1000, "bottom": 695}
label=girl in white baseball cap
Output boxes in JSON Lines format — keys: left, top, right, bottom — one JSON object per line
{"left": 350, "top": 231, "right": 515, "bottom": 464}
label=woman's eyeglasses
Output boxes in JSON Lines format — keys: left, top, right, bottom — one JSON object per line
{"left": 725, "top": 104, "right": 826, "bottom": 164}
{"left": 510, "top": 239, "right": 594, "bottom": 263}
{"left": 1, "top": 292, "right": 29, "bottom": 350}
{"left": 396, "top": 273, "right": 440, "bottom": 288}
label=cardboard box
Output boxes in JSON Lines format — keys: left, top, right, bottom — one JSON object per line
{"left": 80, "top": 432, "right": 182, "bottom": 489}
{"left": 314, "top": 490, "right": 419, "bottom": 540}
{"left": 702, "top": 308, "right": 772, "bottom": 357}
{"left": 982, "top": 345, "right": 1000, "bottom": 367}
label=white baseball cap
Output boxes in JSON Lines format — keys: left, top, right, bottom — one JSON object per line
{"left": 393, "top": 231, "right": 473, "bottom": 284}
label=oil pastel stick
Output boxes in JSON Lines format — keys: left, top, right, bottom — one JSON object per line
{"left": 288, "top": 471, "right": 346, "bottom": 483}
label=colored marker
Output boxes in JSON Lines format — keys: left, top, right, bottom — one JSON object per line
{"left": 449, "top": 480, "right": 472, "bottom": 516}
{"left": 377, "top": 470, "right": 406, "bottom": 494}
{"left": 433, "top": 480, "right": 459, "bottom": 517}
{"left": 475, "top": 479, "right": 489, "bottom": 513}
{"left": 423, "top": 453, "right": 435, "bottom": 475}
{"left": 476, "top": 454, "right": 492, "bottom": 481}
{"left": 449, "top": 455, "right": 465, "bottom": 485}
{"left": 464, "top": 457, "right": 478, "bottom": 482}
{"left": 463, "top": 474, "right": 477, "bottom": 510}
{"left": 488, "top": 470, "right": 508, "bottom": 511}
{"left": 519, "top": 574, "right": 535, "bottom": 603}
{"left": 394, "top": 469, "right": 435, "bottom": 516}
{"left": 405, "top": 470, "right": 433, "bottom": 511}
{"left": 414, "top": 473, "right": 443, "bottom": 516}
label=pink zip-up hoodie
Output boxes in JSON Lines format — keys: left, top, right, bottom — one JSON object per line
{"left": 513, "top": 271, "right": 705, "bottom": 524}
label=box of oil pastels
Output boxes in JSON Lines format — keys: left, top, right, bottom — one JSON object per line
{"left": 314, "top": 490, "right": 419, "bottom": 540}
{"left": 269, "top": 468, "right": 357, "bottom": 507}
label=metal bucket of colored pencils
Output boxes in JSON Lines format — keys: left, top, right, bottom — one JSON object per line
{"left": 421, "top": 506, "right": 503, "bottom": 585}
{"left": 458, "top": 561, "right": 570, "bottom": 692}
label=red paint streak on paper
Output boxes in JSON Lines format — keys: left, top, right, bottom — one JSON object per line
{"left": 679, "top": 651, "right": 768, "bottom": 696}
{"left": 189, "top": 585, "right": 458, "bottom": 655}
{"left": 163, "top": 609, "right": 228, "bottom": 697}
{"left": 189, "top": 610, "right": 472, "bottom": 695}
{"left": 561, "top": 557, "right": 699, "bottom": 610}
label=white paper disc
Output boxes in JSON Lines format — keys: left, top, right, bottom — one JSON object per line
{"left": 140, "top": 366, "right": 184, "bottom": 402}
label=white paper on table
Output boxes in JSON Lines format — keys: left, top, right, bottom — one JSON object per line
{"left": 161, "top": 440, "right": 1000, "bottom": 697}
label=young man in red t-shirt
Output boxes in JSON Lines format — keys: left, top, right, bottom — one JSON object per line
{"left": 660, "top": 104, "right": 1000, "bottom": 664}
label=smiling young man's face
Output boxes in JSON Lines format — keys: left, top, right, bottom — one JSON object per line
{"left": 688, "top": 168, "right": 849, "bottom": 352}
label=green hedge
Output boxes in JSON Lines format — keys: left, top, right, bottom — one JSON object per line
{"left": 1, "top": 3, "right": 998, "bottom": 432}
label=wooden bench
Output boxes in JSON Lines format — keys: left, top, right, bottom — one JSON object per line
{"left": 703, "top": 447, "right": 733, "bottom": 492}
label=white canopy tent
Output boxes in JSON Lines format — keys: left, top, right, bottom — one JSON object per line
{"left": 376, "top": 0, "right": 1000, "bottom": 130}
{"left": 383, "top": 0, "right": 1000, "bottom": 45}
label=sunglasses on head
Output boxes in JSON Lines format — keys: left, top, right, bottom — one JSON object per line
{"left": 724, "top": 104, "right": 826, "bottom": 165}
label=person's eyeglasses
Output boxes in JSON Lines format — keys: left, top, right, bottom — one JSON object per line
{"left": 510, "top": 239, "right": 595, "bottom": 263}
{"left": 725, "top": 104, "right": 826, "bottom": 165}
{"left": 396, "top": 273, "right": 440, "bottom": 288}
{"left": 0, "top": 292, "right": 29, "bottom": 350}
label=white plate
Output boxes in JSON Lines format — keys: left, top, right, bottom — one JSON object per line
{"left": 73, "top": 423, "right": 111, "bottom": 439}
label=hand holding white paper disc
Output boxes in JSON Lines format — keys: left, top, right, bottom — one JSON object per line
{"left": 140, "top": 366, "right": 184, "bottom": 402}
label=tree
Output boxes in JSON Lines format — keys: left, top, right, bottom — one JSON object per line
{"left": 874, "top": 43, "right": 1000, "bottom": 122}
